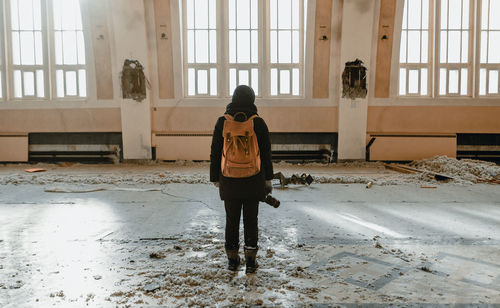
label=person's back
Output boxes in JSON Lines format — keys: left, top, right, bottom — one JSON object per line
{"left": 210, "top": 85, "right": 273, "bottom": 273}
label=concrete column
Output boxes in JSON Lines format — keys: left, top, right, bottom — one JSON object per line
{"left": 110, "top": 0, "right": 152, "bottom": 160}
{"left": 337, "top": 0, "right": 376, "bottom": 161}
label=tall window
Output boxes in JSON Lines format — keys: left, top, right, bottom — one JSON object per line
{"left": 184, "top": 0, "right": 217, "bottom": 96}
{"left": 269, "top": 0, "right": 303, "bottom": 96}
{"left": 438, "top": 0, "right": 472, "bottom": 96}
{"left": 228, "top": 0, "right": 259, "bottom": 95}
{"left": 3, "top": 0, "right": 87, "bottom": 100}
{"left": 9, "top": 0, "right": 46, "bottom": 98}
{"left": 182, "top": 0, "right": 305, "bottom": 97}
{"left": 479, "top": 0, "right": 500, "bottom": 95}
{"left": 52, "top": 0, "right": 87, "bottom": 98}
{"left": 399, "top": 0, "right": 431, "bottom": 96}
{"left": 0, "top": 0, "right": 4, "bottom": 99}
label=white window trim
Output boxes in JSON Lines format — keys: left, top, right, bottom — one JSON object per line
{"left": 181, "top": 0, "right": 305, "bottom": 98}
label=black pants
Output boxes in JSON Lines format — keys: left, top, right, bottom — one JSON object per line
{"left": 224, "top": 199, "right": 259, "bottom": 250}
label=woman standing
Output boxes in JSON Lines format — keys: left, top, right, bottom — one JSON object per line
{"left": 210, "top": 85, "right": 274, "bottom": 274}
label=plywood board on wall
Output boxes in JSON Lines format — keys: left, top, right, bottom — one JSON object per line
{"left": 368, "top": 106, "right": 500, "bottom": 133}
{"left": 312, "top": 0, "right": 333, "bottom": 98}
{"left": 369, "top": 136, "right": 456, "bottom": 161}
{"left": 0, "top": 136, "right": 28, "bottom": 162}
{"left": 154, "top": 0, "right": 175, "bottom": 99}
{"left": 374, "top": 0, "right": 397, "bottom": 98}
{"left": 88, "top": 0, "right": 114, "bottom": 99}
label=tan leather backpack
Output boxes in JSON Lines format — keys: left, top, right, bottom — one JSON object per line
{"left": 221, "top": 112, "right": 261, "bottom": 178}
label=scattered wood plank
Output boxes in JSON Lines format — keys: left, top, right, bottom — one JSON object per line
{"left": 383, "top": 163, "right": 417, "bottom": 174}
{"left": 420, "top": 185, "right": 437, "bottom": 189}
{"left": 388, "top": 163, "right": 455, "bottom": 181}
{"left": 366, "top": 182, "right": 373, "bottom": 188}
{"left": 476, "top": 178, "right": 500, "bottom": 184}
{"left": 24, "top": 168, "right": 47, "bottom": 173}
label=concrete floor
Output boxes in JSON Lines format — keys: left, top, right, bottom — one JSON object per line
{"left": 1, "top": 178, "right": 500, "bottom": 306}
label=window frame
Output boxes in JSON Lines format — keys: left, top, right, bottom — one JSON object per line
{"left": 0, "top": 0, "right": 5, "bottom": 100}
{"left": 476, "top": 0, "right": 500, "bottom": 97}
{"left": 2, "top": 0, "right": 90, "bottom": 101}
{"left": 435, "top": 0, "right": 474, "bottom": 97}
{"left": 181, "top": 0, "right": 306, "bottom": 98}
{"left": 398, "top": 0, "right": 434, "bottom": 97}
{"left": 5, "top": 0, "right": 50, "bottom": 100}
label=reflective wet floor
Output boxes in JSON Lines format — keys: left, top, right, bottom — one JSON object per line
{"left": 1, "top": 182, "right": 500, "bottom": 306}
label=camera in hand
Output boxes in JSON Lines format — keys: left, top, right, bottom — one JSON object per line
{"left": 263, "top": 194, "right": 280, "bottom": 208}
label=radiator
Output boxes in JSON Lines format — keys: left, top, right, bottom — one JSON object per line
{"left": 0, "top": 134, "right": 28, "bottom": 162}
{"left": 368, "top": 134, "right": 457, "bottom": 161}
{"left": 153, "top": 133, "right": 212, "bottom": 161}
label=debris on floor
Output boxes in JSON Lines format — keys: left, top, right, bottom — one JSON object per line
{"left": 24, "top": 168, "right": 47, "bottom": 173}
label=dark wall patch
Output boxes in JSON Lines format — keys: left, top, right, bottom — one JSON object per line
{"left": 342, "top": 59, "right": 367, "bottom": 100}
{"left": 121, "top": 59, "right": 147, "bottom": 102}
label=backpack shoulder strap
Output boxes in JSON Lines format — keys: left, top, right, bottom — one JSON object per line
{"left": 224, "top": 114, "right": 234, "bottom": 121}
{"left": 247, "top": 115, "right": 259, "bottom": 121}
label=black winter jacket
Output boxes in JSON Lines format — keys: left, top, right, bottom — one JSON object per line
{"left": 210, "top": 86, "right": 273, "bottom": 201}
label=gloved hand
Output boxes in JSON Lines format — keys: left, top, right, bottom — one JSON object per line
{"left": 214, "top": 182, "right": 220, "bottom": 188}
{"left": 265, "top": 180, "right": 272, "bottom": 194}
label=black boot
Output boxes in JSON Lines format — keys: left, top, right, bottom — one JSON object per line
{"left": 225, "top": 248, "right": 240, "bottom": 271}
{"left": 244, "top": 247, "right": 258, "bottom": 274}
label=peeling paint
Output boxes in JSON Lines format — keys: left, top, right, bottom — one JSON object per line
{"left": 342, "top": 59, "right": 367, "bottom": 100}
{"left": 121, "top": 59, "right": 147, "bottom": 102}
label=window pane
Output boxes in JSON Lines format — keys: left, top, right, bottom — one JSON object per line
{"left": 421, "top": 31, "right": 428, "bottom": 62}
{"left": 36, "top": 69, "right": 44, "bottom": 97}
{"left": 187, "top": 68, "right": 195, "bottom": 95}
{"left": 34, "top": 32, "right": 43, "bottom": 65}
{"left": 187, "top": 0, "right": 194, "bottom": 29}
{"left": 56, "top": 70, "right": 64, "bottom": 97}
{"left": 79, "top": 69, "right": 87, "bottom": 97}
{"left": 195, "top": 30, "right": 209, "bottom": 63}
{"left": 448, "top": 0, "right": 461, "bottom": 29}
{"left": 400, "top": 31, "right": 407, "bottom": 62}
{"left": 440, "top": 30, "right": 447, "bottom": 62}
{"left": 480, "top": 31, "right": 487, "bottom": 63}
{"left": 197, "top": 69, "right": 208, "bottom": 94}
{"left": 55, "top": 32, "right": 63, "bottom": 64}
{"left": 461, "top": 31, "right": 468, "bottom": 63}
{"left": 270, "top": 0, "right": 277, "bottom": 29}
{"left": 251, "top": 0, "right": 258, "bottom": 29}
{"left": 462, "top": 0, "right": 469, "bottom": 29}
{"left": 187, "top": 30, "right": 195, "bottom": 63}
{"left": 251, "top": 68, "right": 259, "bottom": 95}
{"left": 439, "top": 68, "right": 447, "bottom": 95}
{"left": 408, "top": 0, "right": 421, "bottom": 29}
{"left": 229, "top": 68, "right": 237, "bottom": 95}
{"left": 407, "top": 31, "right": 421, "bottom": 63}
{"left": 209, "top": 30, "right": 217, "bottom": 63}
{"left": 20, "top": 32, "right": 35, "bottom": 65}
{"left": 278, "top": 31, "right": 292, "bottom": 63}
{"left": 12, "top": 33, "right": 21, "bottom": 65}
{"left": 14, "top": 70, "right": 22, "bottom": 98}
{"left": 237, "top": 30, "right": 251, "bottom": 63}
{"left": 210, "top": 68, "right": 217, "bottom": 96}
{"left": 488, "top": 32, "right": 500, "bottom": 63}
{"left": 292, "top": 68, "right": 299, "bottom": 95}
{"left": 481, "top": 0, "right": 488, "bottom": 30}
{"left": 292, "top": 30, "right": 300, "bottom": 63}
{"left": 229, "top": 30, "right": 236, "bottom": 63}
{"left": 399, "top": 68, "right": 406, "bottom": 95}
{"left": 441, "top": 0, "right": 448, "bottom": 29}
{"left": 0, "top": 75, "right": 2, "bottom": 98}
{"left": 448, "top": 31, "right": 461, "bottom": 63}
{"left": 278, "top": 0, "right": 292, "bottom": 29}
{"left": 251, "top": 30, "right": 258, "bottom": 63}
{"left": 209, "top": 0, "right": 216, "bottom": 29}
{"left": 479, "top": 68, "right": 487, "bottom": 95}
{"left": 63, "top": 31, "right": 78, "bottom": 64}
{"left": 61, "top": 0, "right": 78, "bottom": 30}
{"left": 77, "top": 32, "right": 86, "bottom": 65}
{"left": 490, "top": 0, "right": 500, "bottom": 30}
{"left": 11, "top": 0, "right": 19, "bottom": 30}
{"left": 19, "top": 0, "right": 34, "bottom": 30}
{"left": 270, "top": 31, "right": 277, "bottom": 63}
{"left": 239, "top": 70, "right": 249, "bottom": 86}
{"left": 460, "top": 68, "right": 468, "bottom": 95}
{"left": 237, "top": 0, "right": 250, "bottom": 29}
{"left": 280, "top": 70, "right": 290, "bottom": 94}
{"left": 270, "top": 68, "right": 278, "bottom": 95}
{"left": 422, "top": 0, "right": 429, "bottom": 29}
{"left": 195, "top": 0, "right": 209, "bottom": 28}
{"left": 66, "top": 71, "right": 77, "bottom": 96}
{"left": 408, "top": 69, "right": 419, "bottom": 94}
{"left": 489, "top": 70, "right": 499, "bottom": 94}
{"left": 24, "top": 71, "right": 35, "bottom": 96}
{"left": 421, "top": 68, "right": 428, "bottom": 95}
{"left": 449, "top": 69, "right": 459, "bottom": 93}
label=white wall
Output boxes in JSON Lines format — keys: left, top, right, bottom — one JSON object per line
{"left": 110, "top": 0, "right": 152, "bottom": 159}
{"left": 337, "top": 0, "right": 377, "bottom": 160}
